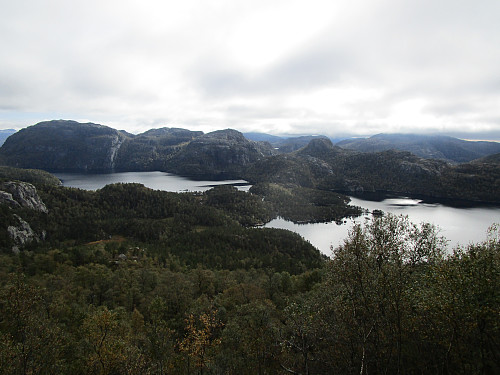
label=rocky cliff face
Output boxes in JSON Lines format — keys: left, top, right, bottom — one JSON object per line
{"left": 0, "top": 120, "right": 129, "bottom": 172}
{"left": 0, "top": 181, "right": 48, "bottom": 213}
{"left": 0, "top": 121, "right": 276, "bottom": 178}
{"left": 0, "top": 181, "right": 48, "bottom": 251}
{"left": 8, "top": 214, "right": 44, "bottom": 253}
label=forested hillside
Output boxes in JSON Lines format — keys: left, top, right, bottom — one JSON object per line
{"left": 0, "top": 123, "right": 499, "bottom": 373}
{"left": 0, "top": 176, "right": 498, "bottom": 374}
{"left": 245, "top": 138, "right": 500, "bottom": 204}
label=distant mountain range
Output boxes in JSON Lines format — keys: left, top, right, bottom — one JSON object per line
{"left": 1, "top": 120, "right": 499, "bottom": 204}
{"left": 244, "top": 132, "right": 500, "bottom": 163}
{"left": 244, "top": 133, "right": 346, "bottom": 153}
{"left": 335, "top": 133, "right": 500, "bottom": 163}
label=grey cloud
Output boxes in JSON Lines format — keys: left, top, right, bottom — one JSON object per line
{"left": 192, "top": 33, "right": 354, "bottom": 98}
{"left": 225, "top": 105, "right": 301, "bottom": 120}
{"left": 2, "top": 0, "right": 500, "bottom": 139}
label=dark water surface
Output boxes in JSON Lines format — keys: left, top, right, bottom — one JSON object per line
{"left": 54, "top": 172, "right": 499, "bottom": 256}
{"left": 54, "top": 171, "right": 251, "bottom": 192}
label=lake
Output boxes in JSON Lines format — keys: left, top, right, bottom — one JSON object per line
{"left": 54, "top": 171, "right": 499, "bottom": 256}
{"left": 54, "top": 171, "right": 251, "bottom": 192}
{"left": 264, "top": 197, "right": 499, "bottom": 255}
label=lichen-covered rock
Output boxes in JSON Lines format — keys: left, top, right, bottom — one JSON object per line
{"left": 7, "top": 214, "right": 40, "bottom": 249}
{"left": 0, "top": 181, "right": 48, "bottom": 213}
{"left": 0, "top": 190, "right": 22, "bottom": 209}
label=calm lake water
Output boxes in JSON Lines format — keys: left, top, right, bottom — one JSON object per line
{"left": 54, "top": 171, "right": 251, "bottom": 192}
{"left": 265, "top": 197, "right": 499, "bottom": 255}
{"left": 55, "top": 172, "right": 499, "bottom": 256}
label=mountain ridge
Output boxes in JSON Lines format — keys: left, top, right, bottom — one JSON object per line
{"left": 336, "top": 133, "right": 500, "bottom": 163}
{"left": 1, "top": 120, "right": 500, "bottom": 204}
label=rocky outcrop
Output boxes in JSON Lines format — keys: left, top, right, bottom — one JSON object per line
{"left": 109, "top": 134, "right": 124, "bottom": 170}
{"left": 0, "top": 181, "right": 48, "bottom": 213}
{"left": 0, "top": 190, "right": 21, "bottom": 209}
{"left": 8, "top": 214, "right": 42, "bottom": 252}
{"left": 0, "top": 181, "right": 48, "bottom": 252}
{"left": 0, "top": 122, "right": 277, "bottom": 177}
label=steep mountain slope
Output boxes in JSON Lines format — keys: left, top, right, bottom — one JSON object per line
{"left": 336, "top": 133, "right": 500, "bottom": 163}
{"left": 0, "top": 121, "right": 275, "bottom": 178}
{"left": 0, "top": 120, "right": 128, "bottom": 172}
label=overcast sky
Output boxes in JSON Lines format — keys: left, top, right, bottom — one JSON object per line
{"left": 1, "top": 0, "right": 499, "bottom": 139}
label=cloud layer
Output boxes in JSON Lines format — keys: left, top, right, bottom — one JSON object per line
{"left": 1, "top": 0, "right": 499, "bottom": 139}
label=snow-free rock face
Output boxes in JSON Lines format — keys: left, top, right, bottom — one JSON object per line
{"left": 0, "top": 191, "right": 21, "bottom": 209}
{"left": 0, "top": 181, "right": 48, "bottom": 252}
{"left": 8, "top": 214, "right": 42, "bottom": 251}
{"left": 0, "top": 181, "right": 48, "bottom": 213}
{"left": 0, "top": 120, "right": 129, "bottom": 172}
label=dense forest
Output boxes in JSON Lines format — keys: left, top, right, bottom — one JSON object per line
{"left": 0, "top": 168, "right": 498, "bottom": 374}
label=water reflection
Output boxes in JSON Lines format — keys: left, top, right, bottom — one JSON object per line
{"left": 54, "top": 171, "right": 251, "bottom": 192}
{"left": 54, "top": 172, "right": 498, "bottom": 257}
{"left": 265, "top": 196, "right": 499, "bottom": 256}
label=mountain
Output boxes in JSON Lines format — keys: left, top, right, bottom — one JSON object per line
{"left": 243, "top": 132, "right": 331, "bottom": 153}
{"left": 0, "top": 120, "right": 128, "bottom": 172}
{"left": 243, "top": 132, "right": 284, "bottom": 143}
{"left": 0, "top": 121, "right": 275, "bottom": 178}
{"left": 245, "top": 138, "right": 500, "bottom": 204}
{"left": 274, "top": 135, "right": 331, "bottom": 153}
{"left": 2, "top": 120, "right": 499, "bottom": 204}
{"left": 164, "top": 129, "right": 276, "bottom": 179}
{"left": 114, "top": 127, "right": 203, "bottom": 171}
{"left": 336, "top": 133, "right": 500, "bottom": 163}
{"left": 0, "top": 129, "right": 16, "bottom": 146}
